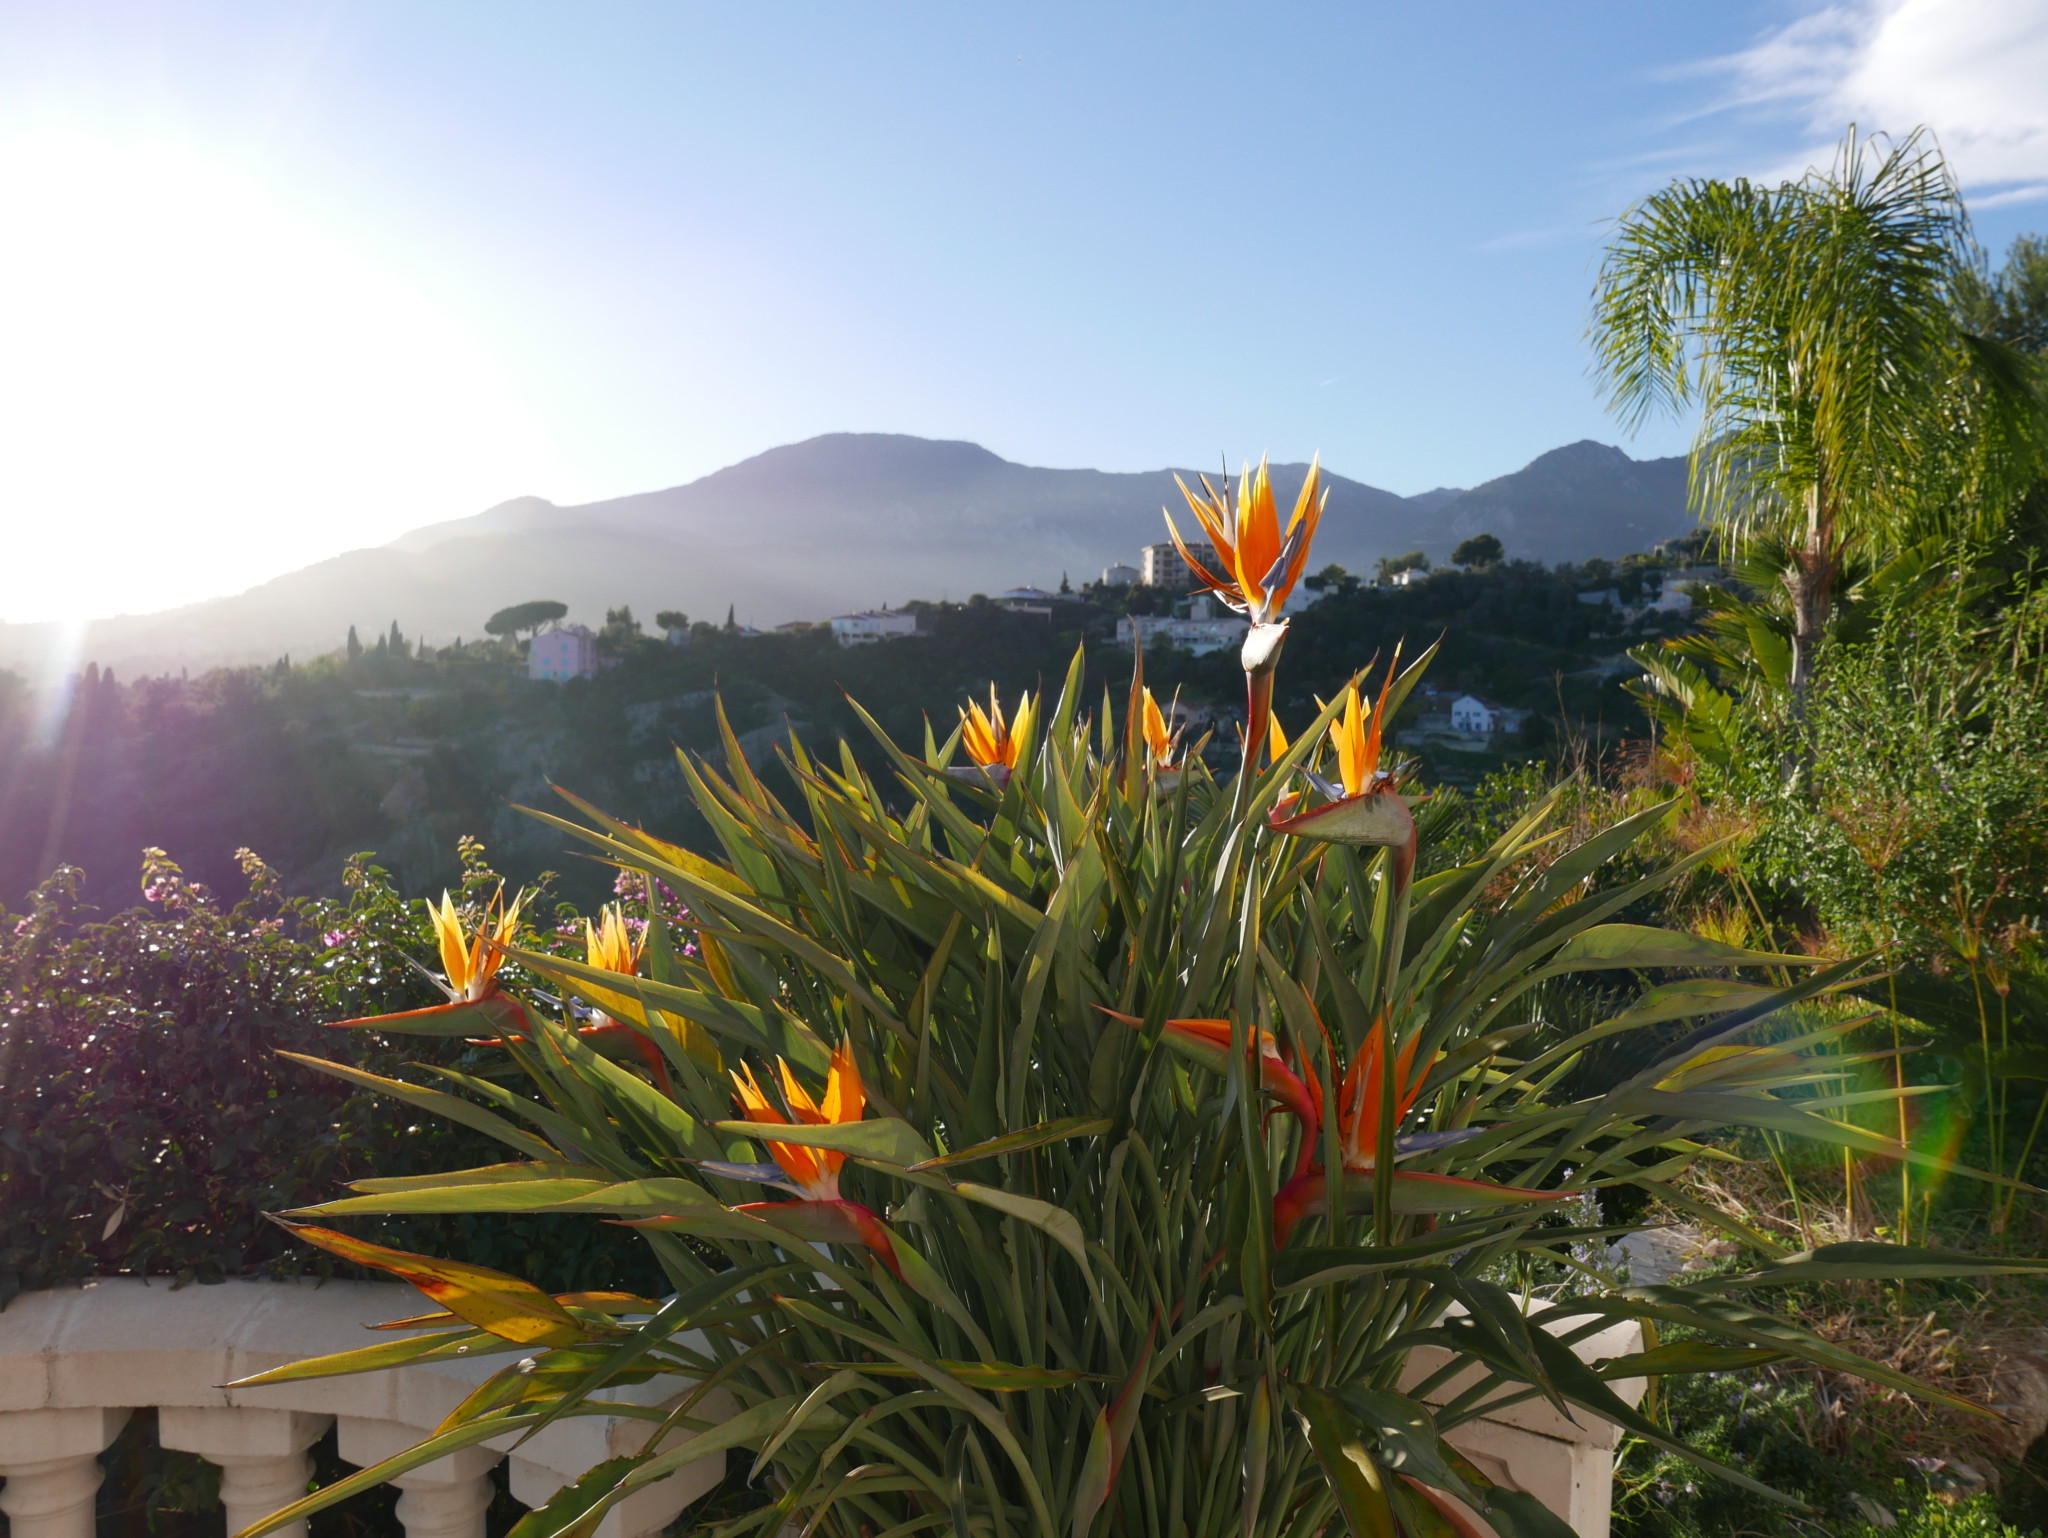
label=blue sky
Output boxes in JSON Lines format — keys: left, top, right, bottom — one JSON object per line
{"left": 2, "top": 1, "right": 2044, "bottom": 622}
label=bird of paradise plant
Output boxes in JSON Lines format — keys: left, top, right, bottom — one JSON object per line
{"left": 1137, "top": 686, "right": 1182, "bottom": 770}
{"left": 1099, "top": 1008, "right": 1320, "bottom": 1131}
{"left": 1269, "top": 663, "right": 1420, "bottom": 881}
{"left": 1266, "top": 710, "right": 1292, "bottom": 762}
{"left": 563, "top": 904, "right": 676, "bottom": 1089}
{"left": 1269, "top": 1012, "right": 1560, "bottom": 1246}
{"left": 952, "top": 685, "right": 1035, "bottom": 788}
{"left": 1167, "top": 456, "right": 1324, "bottom": 759}
{"left": 239, "top": 503, "right": 2046, "bottom": 1538}
{"left": 327, "top": 887, "right": 529, "bottom": 1037}
{"left": 675, "top": 1042, "right": 906, "bottom": 1277}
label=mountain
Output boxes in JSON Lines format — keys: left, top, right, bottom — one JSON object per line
{"left": 1428, "top": 441, "right": 1691, "bottom": 563}
{"left": 0, "top": 434, "right": 1694, "bottom": 676}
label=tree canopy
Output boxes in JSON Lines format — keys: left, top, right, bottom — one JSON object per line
{"left": 483, "top": 600, "right": 568, "bottom": 639}
{"left": 1451, "top": 533, "right": 1504, "bottom": 567}
{"left": 1374, "top": 550, "right": 1429, "bottom": 583}
{"left": 1589, "top": 127, "right": 2040, "bottom": 698}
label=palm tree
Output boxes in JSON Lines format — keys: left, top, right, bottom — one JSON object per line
{"left": 1590, "top": 127, "right": 2036, "bottom": 703}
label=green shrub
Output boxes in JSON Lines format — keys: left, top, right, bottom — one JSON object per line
{"left": 239, "top": 624, "right": 2034, "bottom": 1538}
{"left": 0, "top": 844, "right": 664, "bottom": 1303}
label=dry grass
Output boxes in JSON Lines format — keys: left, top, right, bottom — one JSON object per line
{"left": 1668, "top": 1159, "right": 2048, "bottom": 1485}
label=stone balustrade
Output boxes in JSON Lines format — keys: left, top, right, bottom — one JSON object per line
{"left": 0, "top": 1278, "right": 1643, "bottom": 1538}
{"left": 0, "top": 1278, "right": 729, "bottom": 1538}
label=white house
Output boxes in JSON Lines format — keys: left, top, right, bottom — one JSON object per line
{"left": 1141, "top": 540, "right": 1220, "bottom": 590}
{"left": 1116, "top": 614, "right": 1247, "bottom": 657}
{"left": 1449, "top": 694, "right": 1530, "bottom": 737}
{"left": 829, "top": 609, "right": 920, "bottom": 647}
{"left": 1281, "top": 584, "right": 1323, "bottom": 615}
{"left": 1390, "top": 568, "right": 1430, "bottom": 587}
{"left": 529, "top": 625, "right": 599, "bottom": 682}
{"left": 1102, "top": 562, "right": 1140, "bottom": 587}
{"left": 1651, "top": 582, "right": 1696, "bottom": 613}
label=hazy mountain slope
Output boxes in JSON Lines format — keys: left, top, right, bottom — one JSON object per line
{"left": 1427, "top": 441, "right": 1692, "bottom": 565}
{"left": 0, "top": 433, "right": 1693, "bottom": 676}
{"left": 398, "top": 435, "right": 1429, "bottom": 587}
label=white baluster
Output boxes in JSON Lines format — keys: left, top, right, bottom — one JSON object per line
{"left": 337, "top": 1418, "right": 501, "bottom": 1538}
{"left": 0, "top": 1407, "right": 131, "bottom": 1538}
{"left": 159, "top": 1407, "right": 331, "bottom": 1538}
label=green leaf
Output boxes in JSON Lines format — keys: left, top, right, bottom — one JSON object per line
{"left": 519, "top": 1394, "right": 805, "bottom": 1538}
{"left": 1599, "top": 1343, "right": 1787, "bottom": 1377}
{"left": 1297, "top": 1386, "right": 1402, "bottom": 1538}
{"left": 288, "top": 1180, "right": 611, "bottom": 1217}
{"left": 1602, "top": 978, "right": 1788, "bottom": 1028}
{"left": 1702, "top": 1241, "right": 2048, "bottom": 1289}
{"left": 1475, "top": 1485, "right": 1579, "bottom": 1538}
{"left": 1331, "top": 1387, "right": 1474, "bottom": 1503}
{"left": 558, "top": 1028, "right": 715, "bottom": 1159}
{"left": 909, "top": 1116, "right": 1111, "bottom": 1172}
{"left": 715, "top": 1116, "right": 934, "bottom": 1167}
{"left": 348, "top": 1162, "right": 608, "bottom": 1194}
{"left": 822, "top": 1360, "right": 1098, "bottom": 1390}
{"left": 950, "top": 1181, "right": 1094, "bottom": 1280}
{"left": 1274, "top": 1228, "right": 1495, "bottom": 1292}
{"left": 225, "top": 1329, "right": 519, "bottom": 1388}
{"left": 1549, "top": 923, "right": 1819, "bottom": 971}
{"left": 505, "top": 1456, "right": 642, "bottom": 1538}
{"left": 277, "top": 1053, "right": 558, "bottom": 1162}
{"left": 1072, "top": 1404, "right": 1115, "bottom": 1538}
{"left": 539, "top": 1178, "right": 731, "bottom": 1215}
{"left": 1422, "top": 1312, "right": 1796, "bottom": 1506}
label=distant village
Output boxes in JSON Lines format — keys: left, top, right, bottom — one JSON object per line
{"left": 524, "top": 533, "right": 1719, "bottom": 750}
{"left": 529, "top": 537, "right": 1270, "bottom": 682}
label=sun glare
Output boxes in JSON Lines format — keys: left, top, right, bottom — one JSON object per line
{"left": 0, "top": 131, "right": 554, "bottom": 626}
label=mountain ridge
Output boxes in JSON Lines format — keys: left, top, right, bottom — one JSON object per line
{"left": 0, "top": 432, "right": 1695, "bottom": 675}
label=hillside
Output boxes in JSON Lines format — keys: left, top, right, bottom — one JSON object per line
{"left": 1429, "top": 441, "right": 1691, "bottom": 560}
{"left": 0, "top": 433, "right": 1694, "bottom": 675}
{"left": 0, "top": 551, "right": 1683, "bottom": 912}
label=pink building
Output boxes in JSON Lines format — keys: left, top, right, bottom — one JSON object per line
{"left": 528, "top": 624, "right": 599, "bottom": 681}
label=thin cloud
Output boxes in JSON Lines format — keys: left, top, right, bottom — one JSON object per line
{"left": 1704, "top": 0, "right": 2048, "bottom": 202}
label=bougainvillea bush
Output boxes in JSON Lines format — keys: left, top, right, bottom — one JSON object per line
{"left": 0, "top": 844, "right": 665, "bottom": 1303}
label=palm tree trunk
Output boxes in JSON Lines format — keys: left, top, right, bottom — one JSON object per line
{"left": 1784, "top": 484, "right": 1838, "bottom": 708}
